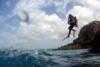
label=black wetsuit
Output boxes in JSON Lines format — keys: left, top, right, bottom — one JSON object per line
{"left": 67, "top": 15, "right": 77, "bottom": 37}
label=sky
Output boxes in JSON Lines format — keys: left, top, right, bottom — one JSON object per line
{"left": 0, "top": 0, "right": 100, "bottom": 49}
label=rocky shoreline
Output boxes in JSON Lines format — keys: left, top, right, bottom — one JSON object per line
{"left": 55, "top": 21, "right": 100, "bottom": 53}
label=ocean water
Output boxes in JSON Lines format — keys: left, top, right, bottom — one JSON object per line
{"left": 0, "top": 49, "right": 100, "bottom": 67}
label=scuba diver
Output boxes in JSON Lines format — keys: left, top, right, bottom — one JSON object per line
{"left": 62, "top": 14, "right": 78, "bottom": 41}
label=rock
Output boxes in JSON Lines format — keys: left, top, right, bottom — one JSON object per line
{"left": 75, "top": 20, "right": 100, "bottom": 52}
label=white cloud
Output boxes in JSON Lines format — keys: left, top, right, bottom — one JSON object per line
{"left": 74, "top": 0, "right": 100, "bottom": 21}
{"left": 17, "top": 10, "right": 66, "bottom": 40}
{"left": 75, "top": 0, "right": 100, "bottom": 10}
{"left": 9, "top": 0, "right": 67, "bottom": 48}
{"left": 67, "top": 6, "right": 95, "bottom": 24}
{"left": 46, "top": 0, "right": 70, "bottom": 14}
{"left": 70, "top": 0, "right": 100, "bottom": 25}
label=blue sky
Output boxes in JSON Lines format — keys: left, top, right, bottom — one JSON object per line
{"left": 0, "top": 0, "right": 100, "bottom": 49}
{"left": 0, "top": 0, "right": 19, "bottom": 45}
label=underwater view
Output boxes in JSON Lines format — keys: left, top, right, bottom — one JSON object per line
{"left": 0, "top": 49, "right": 100, "bottom": 67}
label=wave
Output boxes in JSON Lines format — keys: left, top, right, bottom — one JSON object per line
{"left": 0, "top": 49, "right": 100, "bottom": 67}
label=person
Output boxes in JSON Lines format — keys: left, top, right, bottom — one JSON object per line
{"left": 62, "top": 14, "right": 78, "bottom": 41}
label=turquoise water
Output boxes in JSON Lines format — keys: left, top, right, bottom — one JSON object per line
{"left": 0, "top": 49, "right": 100, "bottom": 67}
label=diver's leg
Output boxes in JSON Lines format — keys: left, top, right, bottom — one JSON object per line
{"left": 67, "top": 29, "right": 71, "bottom": 37}
{"left": 67, "top": 25, "right": 72, "bottom": 38}
{"left": 72, "top": 28, "right": 76, "bottom": 37}
{"left": 62, "top": 26, "right": 71, "bottom": 41}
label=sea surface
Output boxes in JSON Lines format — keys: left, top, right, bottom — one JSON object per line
{"left": 0, "top": 49, "right": 100, "bottom": 67}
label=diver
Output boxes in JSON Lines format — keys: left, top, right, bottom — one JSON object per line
{"left": 62, "top": 14, "right": 78, "bottom": 41}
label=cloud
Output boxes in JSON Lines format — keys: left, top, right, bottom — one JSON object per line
{"left": 74, "top": 0, "right": 100, "bottom": 20}
{"left": 75, "top": 0, "right": 100, "bottom": 10}
{"left": 16, "top": 10, "right": 66, "bottom": 40}
{"left": 67, "top": 6, "right": 95, "bottom": 25}
{"left": 9, "top": 0, "right": 67, "bottom": 48}
{"left": 70, "top": 0, "right": 100, "bottom": 24}
{"left": 46, "top": 0, "right": 70, "bottom": 14}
